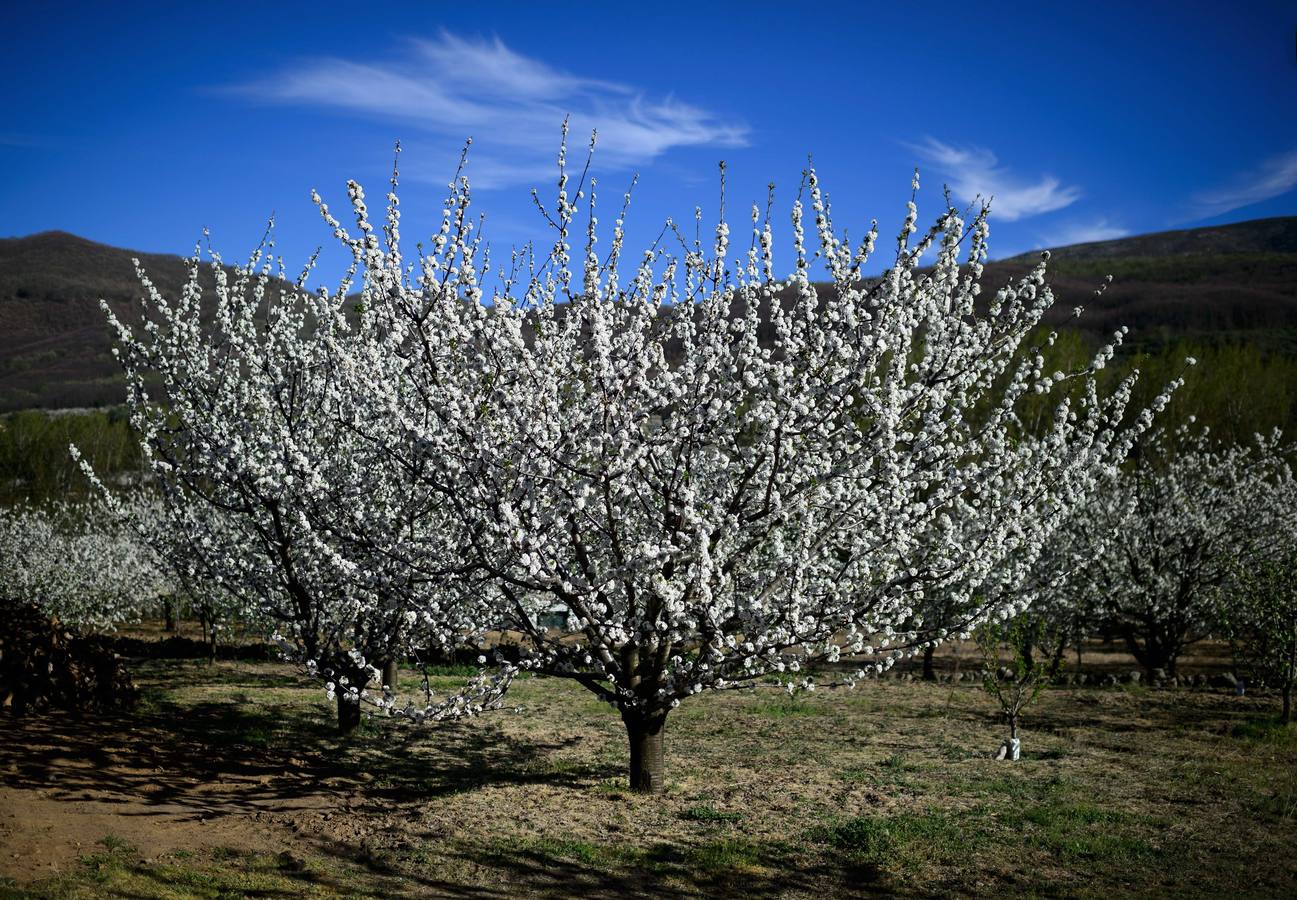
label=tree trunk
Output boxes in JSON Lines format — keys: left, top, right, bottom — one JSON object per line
{"left": 622, "top": 710, "right": 667, "bottom": 793}
{"left": 1123, "top": 627, "right": 1177, "bottom": 679}
{"left": 922, "top": 645, "right": 937, "bottom": 681}
{"left": 382, "top": 658, "right": 400, "bottom": 692}
{"left": 1049, "top": 638, "right": 1066, "bottom": 675}
{"left": 337, "top": 693, "right": 362, "bottom": 734}
{"left": 163, "top": 598, "right": 175, "bottom": 632}
{"left": 1285, "top": 633, "right": 1296, "bottom": 725}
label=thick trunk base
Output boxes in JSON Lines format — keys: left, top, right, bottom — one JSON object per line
{"left": 337, "top": 693, "right": 362, "bottom": 734}
{"left": 1123, "top": 629, "right": 1180, "bottom": 680}
{"left": 382, "top": 659, "right": 400, "bottom": 692}
{"left": 622, "top": 712, "right": 666, "bottom": 793}
{"left": 922, "top": 646, "right": 937, "bottom": 681}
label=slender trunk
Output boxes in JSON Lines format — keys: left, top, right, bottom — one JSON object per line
{"left": 1049, "top": 638, "right": 1066, "bottom": 675}
{"left": 163, "top": 598, "right": 175, "bottom": 632}
{"left": 382, "top": 623, "right": 403, "bottom": 693}
{"left": 922, "top": 645, "right": 937, "bottom": 681}
{"left": 337, "top": 693, "right": 362, "bottom": 734}
{"left": 382, "top": 658, "right": 400, "bottom": 692}
{"left": 1286, "top": 633, "right": 1296, "bottom": 725}
{"left": 621, "top": 710, "right": 667, "bottom": 793}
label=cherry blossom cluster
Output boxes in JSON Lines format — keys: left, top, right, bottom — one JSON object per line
{"left": 0, "top": 495, "right": 171, "bottom": 630}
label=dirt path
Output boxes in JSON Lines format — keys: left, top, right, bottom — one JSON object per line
{"left": 0, "top": 712, "right": 332, "bottom": 881}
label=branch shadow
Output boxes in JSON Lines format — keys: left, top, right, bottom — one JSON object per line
{"left": 0, "top": 692, "right": 614, "bottom": 826}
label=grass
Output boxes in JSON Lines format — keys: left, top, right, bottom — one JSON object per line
{"left": 1006, "top": 801, "right": 1166, "bottom": 862}
{"left": 682, "top": 803, "right": 744, "bottom": 823}
{"left": 3, "top": 649, "right": 1296, "bottom": 897}
{"left": 748, "top": 695, "right": 827, "bottom": 718}
{"left": 684, "top": 839, "right": 763, "bottom": 872}
{"left": 812, "top": 809, "right": 975, "bottom": 869}
{"left": 95, "top": 835, "right": 134, "bottom": 854}
{"left": 13, "top": 846, "right": 351, "bottom": 899}
{"left": 1231, "top": 717, "right": 1297, "bottom": 745}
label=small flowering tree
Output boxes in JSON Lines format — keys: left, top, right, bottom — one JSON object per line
{"left": 1221, "top": 547, "right": 1297, "bottom": 723}
{"left": 333, "top": 131, "right": 1180, "bottom": 791}
{"left": 84, "top": 177, "right": 513, "bottom": 732}
{"left": 1080, "top": 427, "right": 1297, "bottom": 678}
{"left": 977, "top": 613, "right": 1066, "bottom": 759}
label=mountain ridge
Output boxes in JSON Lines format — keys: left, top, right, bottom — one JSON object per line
{"left": 2, "top": 218, "right": 1296, "bottom": 412}
{"left": 1002, "top": 216, "right": 1297, "bottom": 263}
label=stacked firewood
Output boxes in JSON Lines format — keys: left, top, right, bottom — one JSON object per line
{"left": 0, "top": 603, "right": 136, "bottom": 715}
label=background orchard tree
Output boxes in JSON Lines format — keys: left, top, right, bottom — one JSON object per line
{"left": 83, "top": 190, "right": 512, "bottom": 732}
{"left": 342, "top": 131, "right": 1182, "bottom": 792}
{"left": 913, "top": 488, "right": 1109, "bottom": 681}
{"left": 1081, "top": 426, "right": 1297, "bottom": 679}
{"left": 0, "top": 496, "right": 169, "bottom": 631}
{"left": 1221, "top": 547, "right": 1297, "bottom": 723}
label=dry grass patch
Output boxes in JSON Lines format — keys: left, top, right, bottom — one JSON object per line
{"left": 1, "top": 653, "right": 1295, "bottom": 897}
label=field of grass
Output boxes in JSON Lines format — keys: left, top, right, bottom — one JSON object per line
{"left": 2, "top": 649, "right": 1296, "bottom": 898}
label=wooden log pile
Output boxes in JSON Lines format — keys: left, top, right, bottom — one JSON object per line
{"left": 0, "top": 603, "right": 136, "bottom": 715}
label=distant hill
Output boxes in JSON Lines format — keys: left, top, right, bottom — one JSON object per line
{"left": 990, "top": 217, "right": 1297, "bottom": 352}
{"left": 1002, "top": 217, "right": 1297, "bottom": 262}
{"left": 0, "top": 232, "right": 233, "bottom": 411}
{"left": 2, "top": 219, "right": 1296, "bottom": 411}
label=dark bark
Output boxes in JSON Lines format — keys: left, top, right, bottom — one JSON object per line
{"left": 1049, "top": 639, "right": 1066, "bottom": 674}
{"left": 382, "top": 658, "right": 400, "bottom": 692}
{"left": 621, "top": 710, "right": 667, "bottom": 793}
{"left": 922, "top": 645, "right": 937, "bottom": 681}
{"left": 1123, "top": 626, "right": 1181, "bottom": 679}
{"left": 163, "top": 598, "right": 175, "bottom": 632}
{"left": 336, "top": 692, "right": 362, "bottom": 733}
{"left": 1021, "top": 636, "right": 1036, "bottom": 674}
{"left": 1286, "top": 634, "right": 1296, "bottom": 725}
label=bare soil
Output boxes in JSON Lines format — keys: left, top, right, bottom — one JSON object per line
{"left": 1, "top": 636, "right": 1294, "bottom": 898}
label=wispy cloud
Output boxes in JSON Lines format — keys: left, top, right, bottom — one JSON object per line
{"left": 1189, "top": 148, "right": 1297, "bottom": 219}
{"left": 907, "top": 138, "right": 1081, "bottom": 222}
{"left": 0, "top": 132, "right": 53, "bottom": 149}
{"left": 1041, "top": 218, "right": 1130, "bottom": 248}
{"left": 230, "top": 32, "right": 748, "bottom": 188}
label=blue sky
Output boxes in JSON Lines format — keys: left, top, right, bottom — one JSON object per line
{"left": 4, "top": 1, "right": 1296, "bottom": 283}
